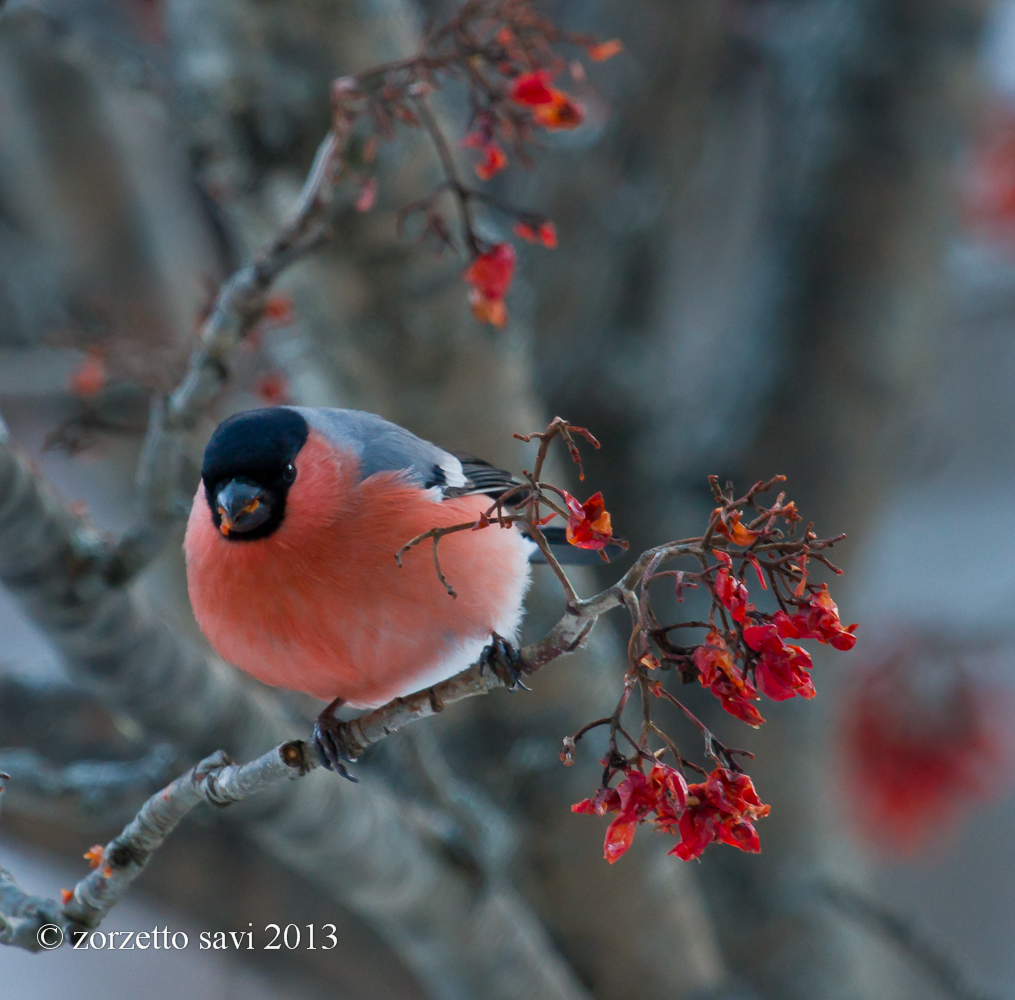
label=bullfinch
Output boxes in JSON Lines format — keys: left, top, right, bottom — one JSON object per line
{"left": 184, "top": 406, "right": 583, "bottom": 773}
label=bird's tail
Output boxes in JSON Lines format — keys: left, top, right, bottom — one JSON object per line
{"left": 523, "top": 525, "right": 627, "bottom": 565}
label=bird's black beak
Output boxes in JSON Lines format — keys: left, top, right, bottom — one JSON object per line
{"left": 216, "top": 479, "right": 271, "bottom": 536}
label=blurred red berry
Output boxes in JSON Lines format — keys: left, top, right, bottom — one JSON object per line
{"left": 262, "top": 295, "right": 294, "bottom": 326}
{"left": 461, "top": 128, "right": 508, "bottom": 180}
{"left": 463, "top": 243, "right": 516, "bottom": 327}
{"left": 256, "top": 372, "right": 290, "bottom": 404}
{"left": 68, "top": 351, "right": 106, "bottom": 399}
{"left": 510, "top": 71, "right": 557, "bottom": 106}
{"left": 354, "top": 178, "right": 378, "bottom": 212}
{"left": 514, "top": 220, "right": 557, "bottom": 248}
{"left": 587, "top": 39, "right": 624, "bottom": 62}
{"left": 477, "top": 144, "right": 508, "bottom": 180}
{"left": 509, "top": 71, "right": 584, "bottom": 130}
{"left": 533, "top": 93, "right": 584, "bottom": 130}
{"left": 964, "top": 111, "right": 1015, "bottom": 236}
{"left": 840, "top": 639, "right": 1015, "bottom": 853}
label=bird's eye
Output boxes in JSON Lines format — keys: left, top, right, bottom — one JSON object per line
{"left": 282, "top": 463, "right": 297, "bottom": 484}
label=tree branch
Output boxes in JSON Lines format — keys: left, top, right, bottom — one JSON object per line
{"left": 63, "top": 745, "right": 307, "bottom": 933}
{"left": 0, "top": 744, "right": 306, "bottom": 950}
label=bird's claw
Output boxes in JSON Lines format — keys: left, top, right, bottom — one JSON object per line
{"left": 312, "top": 697, "right": 358, "bottom": 781}
{"left": 480, "top": 633, "right": 530, "bottom": 691}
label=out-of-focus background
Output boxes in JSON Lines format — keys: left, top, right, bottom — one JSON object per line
{"left": 2, "top": 0, "right": 1015, "bottom": 997}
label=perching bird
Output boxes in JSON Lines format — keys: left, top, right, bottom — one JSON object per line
{"left": 184, "top": 406, "right": 597, "bottom": 773}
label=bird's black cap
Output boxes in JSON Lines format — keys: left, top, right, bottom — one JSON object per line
{"left": 202, "top": 407, "right": 309, "bottom": 541}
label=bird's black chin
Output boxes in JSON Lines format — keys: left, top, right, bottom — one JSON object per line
{"left": 215, "top": 479, "right": 275, "bottom": 539}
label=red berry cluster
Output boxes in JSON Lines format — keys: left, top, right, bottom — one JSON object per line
{"left": 321, "top": 0, "right": 621, "bottom": 327}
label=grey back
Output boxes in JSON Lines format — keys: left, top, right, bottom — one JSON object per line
{"left": 289, "top": 407, "right": 468, "bottom": 491}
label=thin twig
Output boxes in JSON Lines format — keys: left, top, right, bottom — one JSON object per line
{"left": 414, "top": 97, "right": 479, "bottom": 255}
{"left": 525, "top": 523, "right": 580, "bottom": 607}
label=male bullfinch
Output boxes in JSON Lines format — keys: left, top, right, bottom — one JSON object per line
{"left": 185, "top": 406, "right": 554, "bottom": 773}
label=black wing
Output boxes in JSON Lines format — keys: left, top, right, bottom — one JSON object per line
{"left": 441, "top": 452, "right": 526, "bottom": 502}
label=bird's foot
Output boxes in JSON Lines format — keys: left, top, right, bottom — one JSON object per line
{"left": 312, "top": 696, "right": 358, "bottom": 781}
{"left": 480, "top": 633, "right": 530, "bottom": 691}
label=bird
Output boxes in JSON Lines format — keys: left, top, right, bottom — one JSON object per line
{"left": 183, "top": 405, "right": 595, "bottom": 774}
